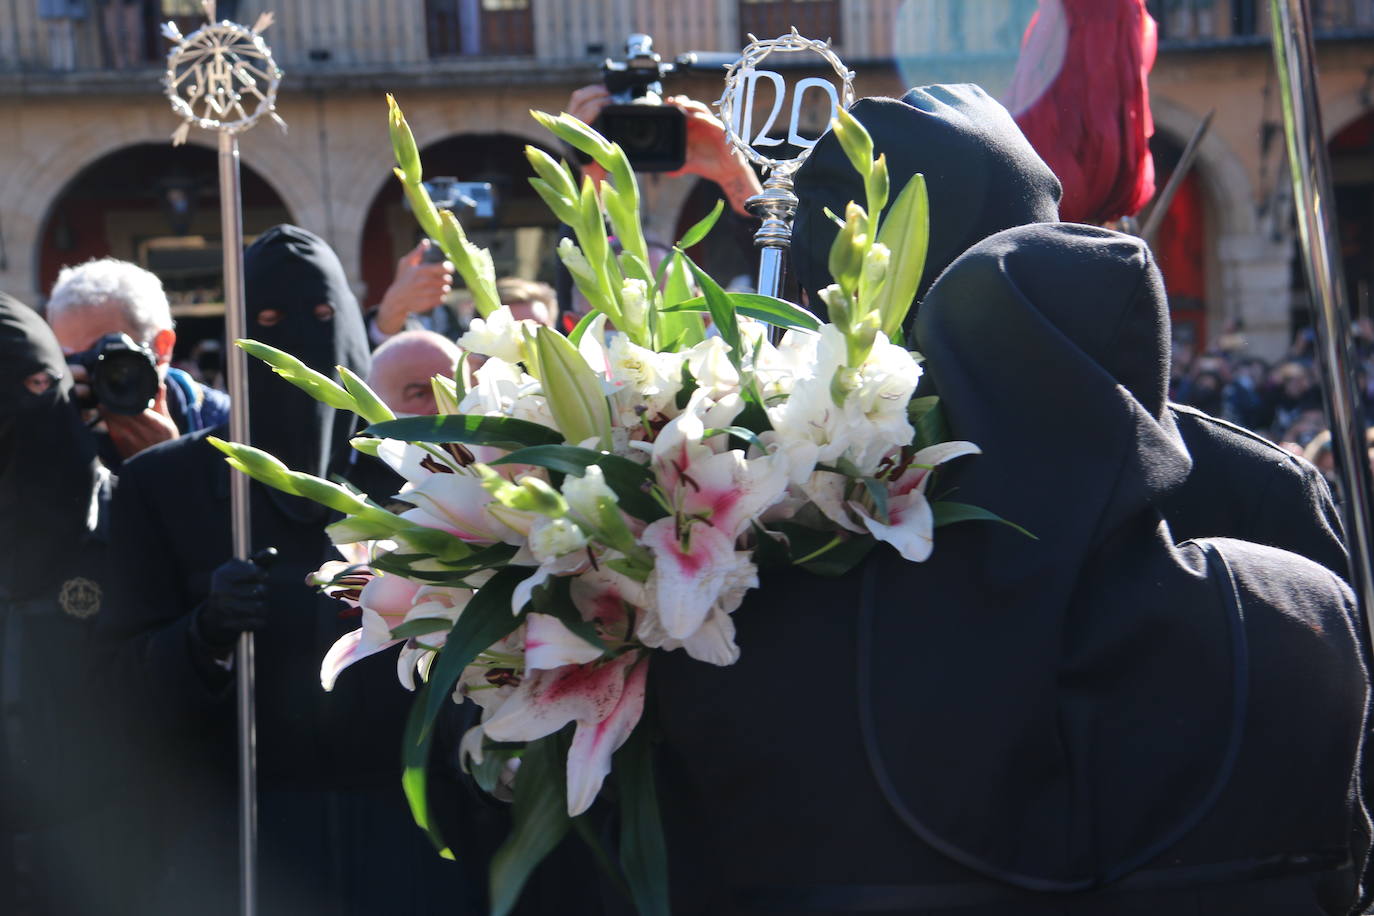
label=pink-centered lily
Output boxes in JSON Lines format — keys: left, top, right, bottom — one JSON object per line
{"left": 481, "top": 650, "right": 648, "bottom": 816}
{"left": 320, "top": 573, "right": 422, "bottom": 690}
{"left": 851, "top": 441, "right": 982, "bottom": 562}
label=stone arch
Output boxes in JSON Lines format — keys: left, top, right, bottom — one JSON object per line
{"left": 0, "top": 105, "right": 312, "bottom": 303}
{"left": 1149, "top": 95, "right": 1258, "bottom": 239}
{"left": 1150, "top": 94, "right": 1293, "bottom": 357}
{"left": 1323, "top": 88, "right": 1373, "bottom": 142}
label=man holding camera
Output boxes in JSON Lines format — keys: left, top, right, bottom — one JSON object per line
{"left": 46, "top": 258, "right": 230, "bottom": 469}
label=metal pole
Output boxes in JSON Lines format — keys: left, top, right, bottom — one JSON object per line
{"left": 1269, "top": 0, "right": 1374, "bottom": 640}
{"left": 748, "top": 170, "right": 799, "bottom": 300}
{"left": 219, "top": 128, "right": 258, "bottom": 916}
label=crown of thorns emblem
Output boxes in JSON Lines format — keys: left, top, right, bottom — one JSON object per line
{"left": 164, "top": 0, "right": 285, "bottom": 145}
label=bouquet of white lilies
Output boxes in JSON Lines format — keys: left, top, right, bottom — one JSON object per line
{"left": 211, "top": 95, "right": 1010, "bottom": 915}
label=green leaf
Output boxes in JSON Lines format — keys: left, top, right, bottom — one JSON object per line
{"left": 682, "top": 255, "right": 741, "bottom": 371}
{"left": 773, "top": 521, "right": 876, "bottom": 577}
{"left": 616, "top": 711, "right": 669, "bottom": 916}
{"left": 471, "top": 741, "right": 523, "bottom": 796}
{"left": 401, "top": 567, "right": 530, "bottom": 856}
{"left": 367, "top": 414, "right": 563, "bottom": 449}
{"left": 677, "top": 198, "right": 724, "bottom": 249}
{"left": 861, "top": 477, "right": 891, "bottom": 525}
{"left": 567, "top": 308, "right": 601, "bottom": 348}
{"left": 664, "top": 292, "right": 821, "bottom": 332}
{"left": 873, "top": 173, "right": 929, "bottom": 340}
{"left": 908, "top": 396, "right": 948, "bottom": 450}
{"left": 489, "top": 731, "right": 573, "bottom": 916}
{"left": 655, "top": 254, "right": 707, "bottom": 349}
{"left": 931, "top": 501, "right": 1037, "bottom": 539}
{"left": 703, "top": 425, "right": 768, "bottom": 454}
{"left": 390, "top": 617, "right": 455, "bottom": 639}
{"left": 491, "top": 445, "right": 663, "bottom": 522}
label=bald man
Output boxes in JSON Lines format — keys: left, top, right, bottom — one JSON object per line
{"left": 366, "top": 329, "right": 462, "bottom": 416}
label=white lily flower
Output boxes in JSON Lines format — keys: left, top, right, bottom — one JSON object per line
{"left": 457, "top": 306, "right": 539, "bottom": 363}
{"left": 320, "top": 573, "right": 422, "bottom": 690}
{"left": 686, "top": 336, "right": 741, "bottom": 397}
{"left": 640, "top": 517, "right": 757, "bottom": 641}
{"left": 524, "top": 612, "right": 604, "bottom": 670}
{"left": 767, "top": 326, "right": 920, "bottom": 477}
{"left": 482, "top": 651, "right": 648, "bottom": 815}
{"left": 851, "top": 441, "right": 982, "bottom": 562}
{"left": 606, "top": 334, "right": 684, "bottom": 425}
{"left": 400, "top": 472, "right": 525, "bottom": 545}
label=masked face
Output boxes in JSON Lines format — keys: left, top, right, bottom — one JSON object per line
{"left": 0, "top": 293, "right": 100, "bottom": 598}
{"left": 241, "top": 225, "right": 370, "bottom": 482}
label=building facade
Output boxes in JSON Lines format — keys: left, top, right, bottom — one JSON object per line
{"left": 0, "top": 0, "right": 1370, "bottom": 362}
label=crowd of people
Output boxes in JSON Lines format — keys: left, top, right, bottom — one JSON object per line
{"left": 1170, "top": 318, "right": 1374, "bottom": 498}
{"left": 2, "top": 77, "right": 1371, "bottom": 916}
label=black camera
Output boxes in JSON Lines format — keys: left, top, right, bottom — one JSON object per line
{"left": 592, "top": 34, "right": 689, "bottom": 173}
{"left": 68, "top": 332, "right": 160, "bottom": 415}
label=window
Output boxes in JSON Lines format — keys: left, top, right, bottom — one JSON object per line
{"left": 426, "top": 0, "right": 533, "bottom": 58}
{"left": 738, "top": 0, "right": 841, "bottom": 46}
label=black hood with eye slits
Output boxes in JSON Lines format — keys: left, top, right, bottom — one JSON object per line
{"left": 241, "top": 225, "right": 370, "bottom": 489}
{"left": 0, "top": 292, "right": 101, "bottom": 600}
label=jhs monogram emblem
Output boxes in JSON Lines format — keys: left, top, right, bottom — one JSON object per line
{"left": 59, "top": 577, "right": 102, "bottom": 619}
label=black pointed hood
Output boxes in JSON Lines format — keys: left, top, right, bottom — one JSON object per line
{"left": 858, "top": 223, "right": 1242, "bottom": 888}
{"left": 792, "top": 84, "right": 1061, "bottom": 321}
{"left": 242, "top": 224, "right": 369, "bottom": 488}
{"left": 0, "top": 292, "right": 101, "bottom": 600}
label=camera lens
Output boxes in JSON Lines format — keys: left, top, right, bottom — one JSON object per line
{"left": 596, "top": 106, "right": 686, "bottom": 173}
{"left": 93, "top": 348, "right": 159, "bottom": 415}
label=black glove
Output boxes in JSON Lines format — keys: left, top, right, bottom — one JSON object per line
{"left": 192, "top": 548, "right": 278, "bottom": 649}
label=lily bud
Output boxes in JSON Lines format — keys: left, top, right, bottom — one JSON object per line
{"left": 828, "top": 203, "right": 868, "bottom": 298}
{"left": 237, "top": 339, "right": 356, "bottom": 411}
{"left": 432, "top": 374, "right": 462, "bottom": 415}
{"left": 438, "top": 210, "right": 501, "bottom": 318}
{"left": 535, "top": 326, "right": 612, "bottom": 450}
{"left": 338, "top": 365, "right": 396, "bottom": 425}
{"left": 621, "top": 278, "right": 649, "bottom": 336}
{"left": 286, "top": 471, "right": 372, "bottom": 516}
{"left": 858, "top": 242, "right": 890, "bottom": 308}
{"left": 387, "top": 94, "right": 421, "bottom": 180}
{"left": 524, "top": 145, "right": 579, "bottom": 205}
{"left": 830, "top": 365, "right": 863, "bottom": 407}
{"left": 208, "top": 437, "right": 293, "bottom": 490}
{"left": 832, "top": 106, "right": 874, "bottom": 182}
{"left": 819, "top": 285, "right": 852, "bottom": 332}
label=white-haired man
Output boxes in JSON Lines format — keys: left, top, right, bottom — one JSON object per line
{"left": 46, "top": 258, "right": 229, "bottom": 467}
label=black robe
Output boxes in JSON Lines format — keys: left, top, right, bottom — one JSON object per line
{"left": 790, "top": 84, "right": 1348, "bottom": 591}
{"left": 98, "top": 227, "right": 479, "bottom": 915}
{"left": 0, "top": 294, "right": 150, "bottom": 915}
{"left": 647, "top": 224, "right": 1368, "bottom": 914}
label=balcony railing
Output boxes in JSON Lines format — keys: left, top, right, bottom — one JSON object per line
{"left": 1147, "top": 0, "right": 1374, "bottom": 46}
{"left": 1, "top": 0, "right": 1370, "bottom": 80}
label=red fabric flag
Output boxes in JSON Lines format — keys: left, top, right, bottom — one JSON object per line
{"left": 1005, "top": 0, "right": 1158, "bottom": 225}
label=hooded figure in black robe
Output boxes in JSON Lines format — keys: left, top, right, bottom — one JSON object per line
{"left": 648, "top": 223, "right": 1368, "bottom": 914}
{"left": 99, "top": 226, "right": 478, "bottom": 915}
{"left": 0, "top": 293, "right": 148, "bottom": 914}
{"left": 791, "top": 84, "right": 1347, "bottom": 582}
{"left": 791, "top": 83, "right": 1062, "bottom": 314}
